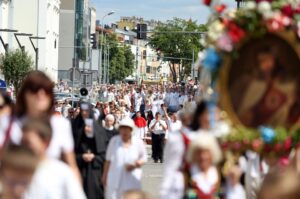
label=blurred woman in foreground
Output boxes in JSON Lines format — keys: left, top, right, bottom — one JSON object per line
{"left": 14, "top": 71, "right": 80, "bottom": 180}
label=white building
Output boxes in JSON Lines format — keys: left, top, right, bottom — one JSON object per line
{"left": 58, "top": 0, "right": 76, "bottom": 81}
{"left": 0, "top": 0, "right": 60, "bottom": 81}
{"left": 0, "top": 0, "right": 12, "bottom": 55}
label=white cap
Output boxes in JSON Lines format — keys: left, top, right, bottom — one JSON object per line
{"left": 118, "top": 117, "right": 136, "bottom": 131}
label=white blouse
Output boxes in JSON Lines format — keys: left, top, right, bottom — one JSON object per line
{"left": 12, "top": 115, "right": 74, "bottom": 159}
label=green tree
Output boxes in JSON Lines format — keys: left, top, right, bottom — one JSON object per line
{"left": 0, "top": 50, "right": 34, "bottom": 94}
{"left": 148, "top": 18, "right": 207, "bottom": 82}
{"left": 102, "top": 34, "right": 135, "bottom": 83}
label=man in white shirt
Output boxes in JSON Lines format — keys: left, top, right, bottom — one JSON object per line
{"left": 163, "top": 107, "right": 182, "bottom": 133}
{"left": 149, "top": 112, "right": 167, "bottom": 163}
{"left": 21, "top": 119, "right": 86, "bottom": 199}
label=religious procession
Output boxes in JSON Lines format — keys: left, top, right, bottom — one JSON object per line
{"left": 1, "top": 0, "right": 300, "bottom": 199}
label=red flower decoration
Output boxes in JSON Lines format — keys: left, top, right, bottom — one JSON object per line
{"left": 202, "top": 0, "right": 212, "bottom": 6}
{"left": 278, "top": 156, "right": 289, "bottom": 167}
{"left": 284, "top": 137, "right": 292, "bottom": 151}
{"left": 281, "top": 4, "right": 294, "bottom": 17}
{"left": 266, "top": 13, "right": 291, "bottom": 32}
{"left": 233, "top": 142, "right": 242, "bottom": 150}
{"left": 215, "top": 4, "right": 227, "bottom": 14}
{"left": 294, "top": 4, "right": 300, "bottom": 14}
{"left": 227, "top": 22, "right": 246, "bottom": 43}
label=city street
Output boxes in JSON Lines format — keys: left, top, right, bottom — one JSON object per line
{"left": 142, "top": 145, "right": 163, "bottom": 199}
{"left": 2, "top": 1, "right": 300, "bottom": 199}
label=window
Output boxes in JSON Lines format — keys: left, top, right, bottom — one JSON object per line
{"left": 146, "top": 66, "right": 151, "bottom": 73}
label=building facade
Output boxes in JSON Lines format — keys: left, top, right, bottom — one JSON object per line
{"left": 116, "top": 16, "right": 162, "bottom": 31}
{"left": 0, "top": 0, "right": 11, "bottom": 55}
{"left": 0, "top": 0, "right": 60, "bottom": 81}
{"left": 58, "top": 0, "right": 97, "bottom": 86}
{"left": 58, "top": 0, "right": 76, "bottom": 82}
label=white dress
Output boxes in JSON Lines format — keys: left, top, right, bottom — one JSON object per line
{"left": 105, "top": 135, "right": 147, "bottom": 199}
{"left": 160, "top": 127, "right": 193, "bottom": 199}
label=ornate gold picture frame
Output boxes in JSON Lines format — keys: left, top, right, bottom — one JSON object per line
{"left": 219, "top": 31, "right": 300, "bottom": 129}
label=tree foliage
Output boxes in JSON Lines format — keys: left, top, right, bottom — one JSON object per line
{"left": 148, "top": 18, "right": 207, "bottom": 82}
{"left": 0, "top": 50, "right": 33, "bottom": 94}
{"left": 104, "top": 34, "right": 135, "bottom": 83}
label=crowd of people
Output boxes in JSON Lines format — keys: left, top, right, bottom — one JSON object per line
{"left": 0, "top": 70, "right": 300, "bottom": 199}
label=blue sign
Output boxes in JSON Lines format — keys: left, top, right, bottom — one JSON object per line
{"left": 0, "top": 79, "right": 7, "bottom": 89}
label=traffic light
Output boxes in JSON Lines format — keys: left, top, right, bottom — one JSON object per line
{"left": 90, "top": 33, "right": 97, "bottom": 49}
{"left": 137, "top": 24, "right": 147, "bottom": 40}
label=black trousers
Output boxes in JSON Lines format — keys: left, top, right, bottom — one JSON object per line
{"left": 151, "top": 133, "right": 165, "bottom": 161}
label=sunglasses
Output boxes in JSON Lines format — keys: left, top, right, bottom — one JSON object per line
{"left": 27, "top": 84, "right": 52, "bottom": 94}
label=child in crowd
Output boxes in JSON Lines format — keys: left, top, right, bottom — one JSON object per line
{"left": 21, "top": 118, "right": 86, "bottom": 199}
{"left": 0, "top": 145, "right": 39, "bottom": 199}
{"left": 134, "top": 111, "right": 147, "bottom": 140}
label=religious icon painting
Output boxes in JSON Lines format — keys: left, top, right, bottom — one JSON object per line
{"left": 219, "top": 32, "right": 300, "bottom": 129}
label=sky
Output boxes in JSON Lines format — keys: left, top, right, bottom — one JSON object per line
{"left": 90, "top": 0, "right": 237, "bottom": 25}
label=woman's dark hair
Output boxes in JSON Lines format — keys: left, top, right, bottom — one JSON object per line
{"left": 16, "top": 71, "right": 54, "bottom": 117}
{"left": 190, "top": 101, "right": 208, "bottom": 131}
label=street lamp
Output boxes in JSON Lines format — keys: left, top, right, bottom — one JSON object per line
{"left": 29, "top": 36, "right": 46, "bottom": 70}
{"left": 14, "top": 33, "right": 33, "bottom": 52}
{"left": 0, "top": 29, "right": 18, "bottom": 53}
{"left": 99, "top": 11, "right": 115, "bottom": 84}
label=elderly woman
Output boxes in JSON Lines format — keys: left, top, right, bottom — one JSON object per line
{"left": 103, "top": 114, "right": 118, "bottom": 145}
{"left": 165, "top": 133, "right": 222, "bottom": 199}
{"left": 102, "top": 118, "right": 147, "bottom": 199}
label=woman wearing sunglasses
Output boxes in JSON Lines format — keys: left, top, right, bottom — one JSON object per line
{"left": 14, "top": 71, "right": 81, "bottom": 181}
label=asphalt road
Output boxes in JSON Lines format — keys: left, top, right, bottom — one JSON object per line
{"left": 142, "top": 145, "right": 163, "bottom": 199}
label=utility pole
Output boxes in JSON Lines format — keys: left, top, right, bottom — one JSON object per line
{"left": 100, "top": 11, "right": 115, "bottom": 84}
{"left": 192, "top": 49, "right": 195, "bottom": 79}
{"left": 136, "top": 40, "right": 139, "bottom": 84}
{"left": 107, "top": 44, "right": 110, "bottom": 83}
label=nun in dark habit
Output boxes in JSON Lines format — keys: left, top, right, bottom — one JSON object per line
{"left": 72, "top": 103, "right": 108, "bottom": 199}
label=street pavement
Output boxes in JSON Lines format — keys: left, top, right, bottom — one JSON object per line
{"left": 142, "top": 145, "right": 163, "bottom": 199}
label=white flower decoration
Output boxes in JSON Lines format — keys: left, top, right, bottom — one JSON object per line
{"left": 208, "top": 21, "right": 224, "bottom": 41}
{"left": 244, "top": 1, "right": 256, "bottom": 10}
{"left": 258, "top": 1, "right": 272, "bottom": 15}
